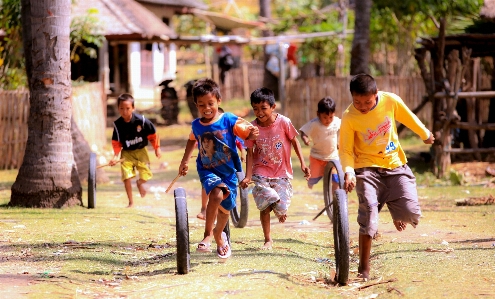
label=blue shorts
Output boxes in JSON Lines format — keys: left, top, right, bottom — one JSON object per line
{"left": 200, "top": 171, "right": 237, "bottom": 211}
{"left": 308, "top": 173, "right": 339, "bottom": 187}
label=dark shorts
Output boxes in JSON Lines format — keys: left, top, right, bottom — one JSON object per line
{"left": 355, "top": 164, "right": 421, "bottom": 237}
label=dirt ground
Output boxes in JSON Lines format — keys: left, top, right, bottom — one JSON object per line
{"left": 450, "top": 161, "right": 495, "bottom": 186}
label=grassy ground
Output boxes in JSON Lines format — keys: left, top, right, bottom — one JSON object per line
{"left": 1, "top": 123, "right": 495, "bottom": 298}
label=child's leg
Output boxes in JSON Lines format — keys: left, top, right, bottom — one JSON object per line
{"left": 213, "top": 209, "right": 230, "bottom": 256}
{"left": 197, "top": 188, "right": 207, "bottom": 220}
{"left": 123, "top": 179, "right": 133, "bottom": 207}
{"left": 358, "top": 233, "right": 372, "bottom": 280}
{"left": 260, "top": 206, "right": 273, "bottom": 250}
{"left": 201, "top": 186, "right": 223, "bottom": 245}
{"left": 136, "top": 178, "right": 147, "bottom": 198}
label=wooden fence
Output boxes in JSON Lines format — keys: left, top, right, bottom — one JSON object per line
{"left": 286, "top": 76, "right": 429, "bottom": 130}
{"left": 0, "top": 90, "right": 30, "bottom": 169}
{"left": 0, "top": 82, "right": 106, "bottom": 170}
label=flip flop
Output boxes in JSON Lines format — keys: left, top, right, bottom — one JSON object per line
{"left": 217, "top": 232, "right": 231, "bottom": 259}
{"left": 196, "top": 242, "right": 212, "bottom": 253}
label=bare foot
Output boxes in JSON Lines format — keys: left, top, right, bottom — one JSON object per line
{"left": 261, "top": 240, "right": 273, "bottom": 250}
{"left": 393, "top": 220, "right": 407, "bottom": 231}
{"left": 196, "top": 209, "right": 206, "bottom": 220}
{"left": 277, "top": 214, "right": 287, "bottom": 223}
{"left": 136, "top": 180, "right": 146, "bottom": 198}
{"left": 127, "top": 204, "right": 134, "bottom": 208}
{"left": 357, "top": 272, "right": 369, "bottom": 281}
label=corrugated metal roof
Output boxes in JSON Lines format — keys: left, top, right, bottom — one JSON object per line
{"left": 72, "top": 0, "right": 176, "bottom": 41}
{"left": 136, "top": 0, "right": 207, "bottom": 10}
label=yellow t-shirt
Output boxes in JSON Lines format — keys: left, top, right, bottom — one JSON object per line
{"left": 339, "top": 91, "right": 430, "bottom": 173}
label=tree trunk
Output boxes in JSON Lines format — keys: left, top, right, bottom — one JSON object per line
{"left": 10, "top": 0, "right": 82, "bottom": 208}
{"left": 350, "top": 0, "right": 371, "bottom": 75}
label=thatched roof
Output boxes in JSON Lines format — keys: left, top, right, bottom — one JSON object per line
{"left": 72, "top": 0, "right": 176, "bottom": 41}
{"left": 190, "top": 8, "right": 264, "bottom": 31}
{"left": 480, "top": 0, "right": 495, "bottom": 21}
{"left": 136, "top": 0, "right": 207, "bottom": 10}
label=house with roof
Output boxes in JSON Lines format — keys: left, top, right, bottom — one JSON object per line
{"left": 71, "top": 0, "right": 206, "bottom": 110}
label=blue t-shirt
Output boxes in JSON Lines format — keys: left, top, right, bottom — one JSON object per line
{"left": 191, "top": 113, "right": 242, "bottom": 180}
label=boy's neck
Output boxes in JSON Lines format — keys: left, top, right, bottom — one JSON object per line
{"left": 200, "top": 112, "right": 221, "bottom": 124}
{"left": 257, "top": 113, "right": 278, "bottom": 127}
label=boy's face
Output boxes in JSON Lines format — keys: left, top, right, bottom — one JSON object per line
{"left": 318, "top": 112, "right": 335, "bottom": 126}
{"left": 252, "top": 101, "right": 276, "bottom": 124}
{"left": 196, "top": 94, "right": 221, "bottom": 121}
{"left": 201, "top": 138, "right": 214, "bottom": 154}
{"left": 118, "top": 100, "right": 134, "bottom": 122}
{"left": 352, "top": 93, "right": 378, "bottom": 114}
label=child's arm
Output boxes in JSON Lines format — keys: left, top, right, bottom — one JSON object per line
{"left": 299, "top": 130, "right": 310, "bottom": 146}
{"left": 179, "top": 139, "right": 197, "bottom": 176}
{"left": 291, "top": 137, "right": 310, "bottom": 180}
{"left": 339, "top": 121, "right": 356, "bottom": 193}
{"left": 239, "top": 147, "right": 246, "bottom": 163}
{"left": 109, "top": 140, "right": 122, "bottom": 166}
{"left": 147, "top": 133, "right": 162, "bottom": 159}
{"left": 240, "top": 147, "right": 254, "bottom": 188}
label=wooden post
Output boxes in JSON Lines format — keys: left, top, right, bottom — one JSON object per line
{"left": 242, "top": 63, "right": 249, "bottom": 101}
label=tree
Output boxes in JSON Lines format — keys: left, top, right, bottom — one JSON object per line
{"left": 10, "top": 0, "right": 82, "bottom": 207}
{"left": 350, "top": 0, "right": 371, "bottom": 75}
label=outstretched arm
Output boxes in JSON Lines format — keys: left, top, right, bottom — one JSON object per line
{"left": 291, "top": 137, "right": 310, "bottom": 180}
{"left": 179, "top": 139, "right": 197, "bottom": 176}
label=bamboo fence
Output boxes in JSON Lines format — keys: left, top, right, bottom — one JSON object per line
{"left": 286, "top": 76, "right": 429, "bottom": 130}
{"left": 0, "top": 82, "right": 106, "bottom": 170}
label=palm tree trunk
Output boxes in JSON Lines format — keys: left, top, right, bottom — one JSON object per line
{"left": 10, "top": 0, "right": 82, "bottom": 207}
{"left": 350, "top": 0, "right": 372, "bottom": 75}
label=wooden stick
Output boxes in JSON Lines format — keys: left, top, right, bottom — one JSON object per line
{"left": 97, "top": 158, "right": 125, "bottom": 169}
{"left": 166, "top": 174, "right": 182, "bottom": 193}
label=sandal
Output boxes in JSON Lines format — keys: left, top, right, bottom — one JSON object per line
{"left": 196, "top": 242, "right": 212, "bottom": 253}
{"left": 217, "top": 232, "right": 231, "bottom": 259}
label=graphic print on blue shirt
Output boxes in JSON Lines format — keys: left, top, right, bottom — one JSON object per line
{"left": 192, "top": 113, "right": 242, "bottom": 178}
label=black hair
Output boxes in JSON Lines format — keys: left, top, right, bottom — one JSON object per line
{"left": 192, "top": 78, "right": 222, "bottom": 104}
{"left": 117, "top": 93, "right": 135, "bottom": 108}
{"left": 317, "top": 97, "right": 336, "bottom": 114}
{"left": 250, "top": 87, "right": 275, "bottom": 106}
{"left": 201, "top": 132, "right": 215, "bottom": 142}
{"left": 349, "top": 73, "right": 378, "bottom": 96}
{"left": 218, "top": 107, "right": 224, "bottom": 113}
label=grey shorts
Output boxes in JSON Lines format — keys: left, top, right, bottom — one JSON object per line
{"left": 252, "top": 175, "right": 293, "bottom": 216}
{"left": 355, "top": 164, "right": 421, "bottom": 237}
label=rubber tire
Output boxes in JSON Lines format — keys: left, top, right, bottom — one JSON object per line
{"left": 230, "top": 171, "right": 249, "bottom": 228}
{"left": 174, "top": 187, "right": 190, "bottom": 275}
{"left": 333, "top": 189, "right": 350, "bottom": 285}
{"left": 222, "top": 219, "right": 231, "bottom": 247}
{"left": 323, "top": 162, "right": 334, "bottom": 223}
{"left": 88, "top": 152, "right": 97, "bottom": 209}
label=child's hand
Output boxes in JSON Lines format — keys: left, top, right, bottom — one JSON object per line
{"left": 108, "top": 156, "right": 120, "bottom": 166}
{"left": 423, "top": 132, "right": 435, "bottom": 144}
{"left": 301, "top": 166, "right": 311, "bottom": 180}
{"left": 239, "top": 177, "right": 252, "bottom": 189}
{"left": 155, "top": 147, "right": 162, "bottom": 159}
{"left": 344, "top": 173, "right": 356, "bottom": 193}
{"left": 179, "top": 162, "right": 189, "bottom": 176}
{"left": 240, "top": 156, "right": 246, "bottom": 163}
{"left": 302, "top": 137, "right": 310, "bottom": 146}
{"left": 246, "top": 126, "right": 259, "bottom": 140}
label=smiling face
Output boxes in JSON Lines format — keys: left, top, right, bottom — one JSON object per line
{"left": 196, "top": 93, "right": 221, "bottom": 122}
{"left": 118, "top": 100, "right": 135, "bottom": 122}
{"left": 318, "top": 112, "right": 335, "bottom": 126}
{"left": 252, "top": 101, "right": 276, "bottom": 126}
{"left": 352, "top": 93, "right": 378, "bottom": 114}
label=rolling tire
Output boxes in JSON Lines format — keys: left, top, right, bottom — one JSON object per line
{"left": 174, "top": 187, "right": 190, "bottom": 274}
{"left": 333, "top": 189, "right": 350, "bottom": 285}
{"left": 323, "top": 162, "right": 334, "bottom": 223}
{"left": 88, "top": 152, "right": 97, "bottom": 209}
{"left": 230, "top": 172, "right": 249, "bottom": 228}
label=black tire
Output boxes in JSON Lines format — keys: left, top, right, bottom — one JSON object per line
{"left": 323, "top": 162, "right": 334, "bottom": 223}
{"left": 333, "top": 189, "right": 350, "bottom": 285}
{"left": 174, "top": 187, "right": 190, "bottom": 275}
{"left": 222, "top": 219, "right": 231, "bottom": 247}
{"left": 230, "top": 172, "right": 249, "bottom": 228}
{"left": 87, "top": 152, "right": 96, "bottom": 209}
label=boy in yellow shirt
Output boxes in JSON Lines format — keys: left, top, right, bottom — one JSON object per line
{"left": 339, "top": 74, "right": 434, "bottom": 280}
